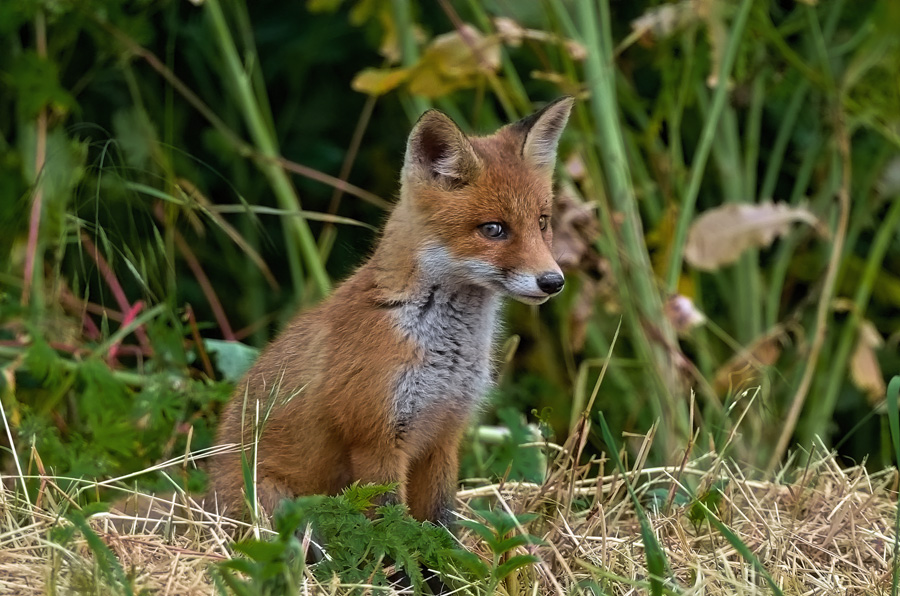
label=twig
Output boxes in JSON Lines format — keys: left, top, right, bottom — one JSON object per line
{"left": 767, "top": 107, "right": 852, "bottom": 471}
{"left": 152, "top": 203, "right": 236, "bottom": 341}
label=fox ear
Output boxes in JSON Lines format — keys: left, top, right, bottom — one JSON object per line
{"left": 515, "top": 96, "right": 574, "bottom": 169}
{"left": 404, "top": 110, "right": 480, "bottom": 185}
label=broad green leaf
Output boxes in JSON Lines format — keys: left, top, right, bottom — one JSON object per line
{"left": 492, "top": 554, "right": 539, "bottom": 581}
{"left": 205, "top": 339, "right": 259, "bottom": 383}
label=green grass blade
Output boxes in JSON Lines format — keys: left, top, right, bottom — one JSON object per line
{"left": 597, "top": 413, "right": 670, "bottom": 595}
{"left": 665, "top": 0, "right": 754, "bottom": 291}
{"left": 694, "top": 498, "right": 784, "bottom": 596}
{"left": 887, "top": 375, "right": 900, "bottom": 596}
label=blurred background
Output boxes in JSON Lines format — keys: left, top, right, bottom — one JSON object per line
{"left": 1, "top": 0, "right": 899, "bottom": 495}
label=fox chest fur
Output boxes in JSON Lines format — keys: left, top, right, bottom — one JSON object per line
{"left": 391, "top": 282, "right": 499, "bottom": 434}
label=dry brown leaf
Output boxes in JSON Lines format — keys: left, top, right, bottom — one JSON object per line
{"left": 685, "top": 201, "right": 822, "bottom": 271}
{"left": 553, "top": 182, "right": 601, "bottom": 271}
{"left": 851, "top": 320, "right": 886, "bottom": 403}
{"left": 714, "top": 327, "right": 785, "bottom": 394}
{"left": 631, "top": 0, "right": 701, "bottom": 42}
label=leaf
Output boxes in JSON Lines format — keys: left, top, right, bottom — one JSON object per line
{"left": 204, "top": 339, "right": 259, "bottom": 383}
{"left": 232, "top": 539, "right": 287, "bottom": 562}
{"left": 713, "top": 328, "right": 785, "bottom": 394}
{"left": 5, "top": 52, "right": 76, "bottom": 119}
{"left": 307, "top": 0, "right": 344, "bottom": 12}
{"left": 67, "top": 510, "right": 135, "bottom": 596}
{"left": 351, "top": 67, "right": 411, "bottom": 96}
{"left": 631, "top": 1, "right": 701, "bottom": 44}
{"left": 19, "top": 127, "right": 87, "bottom": 236}
{"left": 684, "top": 201, "right": 823, "bottom": 271}
{"left": 494, "top": 533, "right": 544, "bottom": 554}
{"left": 112, "top": 108, "right": 157, "bottom": 170}
{"left": 492, "top": 554, "right": 539, "bottom": 582}
{"left": 851, "top": 320, "right": 885, "bottom": 403}
{"left": 456, "top": 520, "right": 498, "bottom": 546}
{"left": 407, "top": 25, "right": 501, "bottom": 98}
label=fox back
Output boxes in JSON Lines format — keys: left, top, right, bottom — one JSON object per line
{"left": 209, "top": 97, "right": 574, "bottom": 525}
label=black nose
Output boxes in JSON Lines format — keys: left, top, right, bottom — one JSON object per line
{"left": 537, "top": 272, "right": 565, "bottom": 295}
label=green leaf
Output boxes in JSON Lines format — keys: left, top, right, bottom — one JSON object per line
{"left": 4, "top": 52, "right": 76, "bottom": 119}
{"left": 695, "top": 500, "right": 784, "bottom": 596}
{"left": 232, "top": 539, "right": 286, "bottom": 562}
{"left": 494, "top": 533, "right": 544, "bottom": 554}
{"left": 19, "top": 126, "right": 87, "bottom": 235}
{"left": 204, "top": 339, "right": 259, "bottom": 383}
{"left": 492, "top": 554, "right": 539, "bottom": 582}
{"left": 457, "top": 519, "right": 499, "bottom": 545}
{"left": 351, "top": 67, "right": 411, "bottom": 96}
{"left": 67, "top": 510, "right": 135, "bottom": 596}
{"left": 307, "top": 0, "right": 345, "bottom": 12}
{"left": 25, "top": 335, "right": 65, "bottom": 389}
{"left": 442, "top": 548, "right": 489, "bottom": 577}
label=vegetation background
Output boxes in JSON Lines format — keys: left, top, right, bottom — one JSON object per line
{"left": 2, "top": 0, "right": 900, "bottom": 505}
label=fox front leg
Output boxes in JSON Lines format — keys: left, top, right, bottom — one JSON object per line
{"left": 406, "top": 427, "right": 463, "bottom": 528}
{"left": 348, "top": 444, "right": 411, "bottom": 508}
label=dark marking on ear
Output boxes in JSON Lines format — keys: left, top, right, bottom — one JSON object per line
{"left": 404, "top": 110, "right": 481, "bottom": 186}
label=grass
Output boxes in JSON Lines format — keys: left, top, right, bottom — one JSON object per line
{"left": 1, "top": 421, "right": 897, "bottom": 594}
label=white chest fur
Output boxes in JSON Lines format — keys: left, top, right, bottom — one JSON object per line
{"left": 391, "top": 283, "right": 499, "bottom": 431}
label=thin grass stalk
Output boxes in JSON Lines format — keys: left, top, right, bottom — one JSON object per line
{"left": 466, "top": 0, "right": 530, "bottom": 113}
{"left": 759, "top": 0, "right": 843, "bottom": 203}
{"left": 888, "top": 374, "right": 900, "bottom": 596}
{"left": 664, "top": 0, "right": 754, "bottom": 292}
{"left": 391, "top": 0, "right": 429, "bottom": 118}
{"left": 204, "top": 0, "right": 331, "bottom": 299}
{"left": 764, "top": 138, "right": 822, "bottom": 327}
{"left": 768, "top": 114, "right": 852, "bottom": 471}
{"left": 804, "top": 196, "right": 900, "bottom": 445}
{"left": 575, "top": 0, "right": 693, "bottom": 450}
{"left": 699, "top": 83, "right": 757, "bottom": 344}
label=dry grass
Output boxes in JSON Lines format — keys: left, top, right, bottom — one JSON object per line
{"left": 1, "top": 439, "right": 897, "bottom": 595}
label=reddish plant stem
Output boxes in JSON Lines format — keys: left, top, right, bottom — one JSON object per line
{"left": 185, "top": 305, "right": 216, "bottom": 379}
{"left": 22, "top": 13, "right": 48, "bottom": 307}
{"left": 58, "top": 284, "right": 106, "bottom": 339}
{"left": 172, "top": 231, "right": 236, "bottom": 341}
{"left": 79, "top": 232, "right": 152, "bottom": 354}
{"left": 108, "top": 300, "right": 144, "bottom": 365}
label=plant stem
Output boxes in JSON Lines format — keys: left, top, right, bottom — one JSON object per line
{"left": 665, "top": 0, "right": 755, "bottom": 292}
{"left": 767, "top": 111, "right": 852, "bottom": 472}
{"left": 204, "top": 0, "right": 331, "bottom": 299}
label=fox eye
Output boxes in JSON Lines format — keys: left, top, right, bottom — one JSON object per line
{"left": 479, "top": 222, "right": 507, "bottom": 239}
{"left": 539, "top": 215, "right": 549, "bottom": 231}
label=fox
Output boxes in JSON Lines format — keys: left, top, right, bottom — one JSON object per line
{"left": 208, "top": 96, "right": 574, "bottom": 527}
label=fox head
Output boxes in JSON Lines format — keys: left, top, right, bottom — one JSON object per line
{"left": 399, "top": 97, "right": 574, "bottom": 305}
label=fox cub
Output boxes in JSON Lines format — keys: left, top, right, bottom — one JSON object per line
{"left": 210, "top": 97, "right": 574, "bottom": 526}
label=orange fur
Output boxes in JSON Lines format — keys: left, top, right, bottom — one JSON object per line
{"left": 209, "top": 97, "right": 574, "bottom": 525}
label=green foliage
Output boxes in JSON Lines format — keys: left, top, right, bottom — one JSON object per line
{"left": 205, "top": 339, "right": 259, "bottom": 383}
{"left": 461, "top": 406, "right": 548, "bottom": 484}
{"left": 51, "top": 504, "right": 138, "bottom": 596}
{"left": 215, "top": 484, "right": 462, "bottom": 594}
{"left": 455, "top": 508, "right": 545, "bottom": 593}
